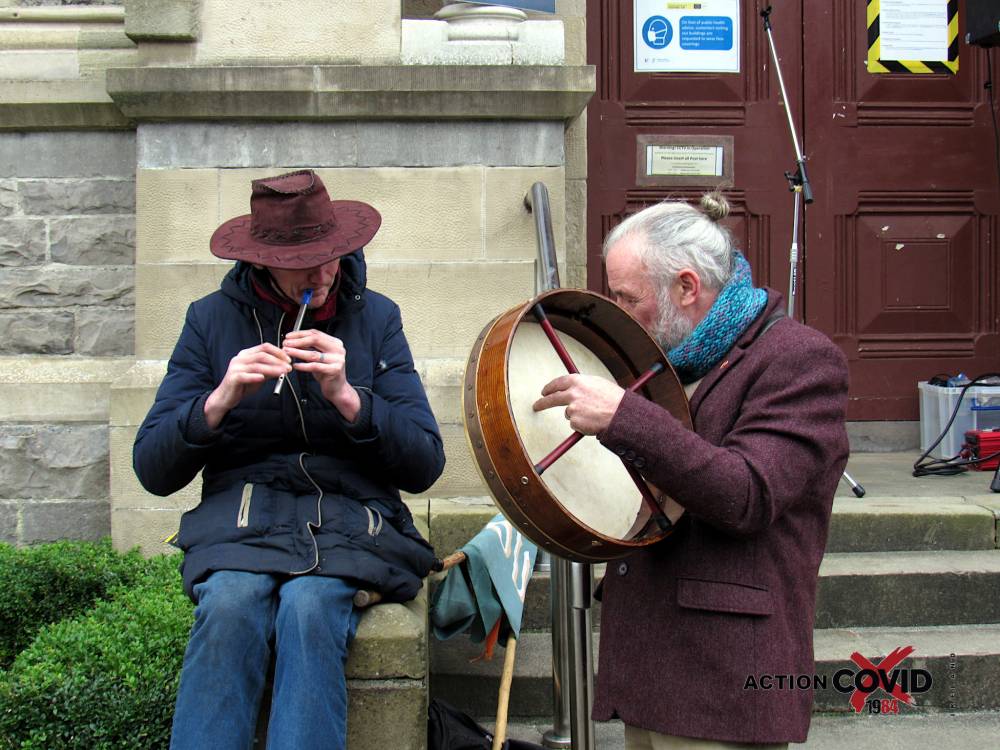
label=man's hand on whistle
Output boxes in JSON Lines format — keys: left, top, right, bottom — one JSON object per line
{"left": 283, "top": 329, "right": 361, "bottom": 423}
{"left": 532, "top": 374, "right": 625, "bottom": 436}
{"left": 205, "top": 343, "right": 292, "bottom": 428}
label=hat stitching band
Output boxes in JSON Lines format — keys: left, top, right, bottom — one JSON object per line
{"left": 250, "top": 219, "right": 336, "bottom": 245}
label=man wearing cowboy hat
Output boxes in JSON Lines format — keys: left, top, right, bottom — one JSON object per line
{"left": 134, "top": 170, "right": 445, "bottom": 750}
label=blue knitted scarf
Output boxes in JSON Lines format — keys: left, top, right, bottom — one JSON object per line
{"left": 667, "top": 252, "right": 767, "bottom": 384}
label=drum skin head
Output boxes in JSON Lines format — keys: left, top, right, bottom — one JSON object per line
{"left": 463, "top": 289, "right": 692, "bottom": 562}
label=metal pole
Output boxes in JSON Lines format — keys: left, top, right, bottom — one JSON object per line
{"left": 543, "top": 557, "right": 572, "bottom": 749}
{"left": 527, "top": 183, "right": 596, "bottom": 749}
{"left": 787, "top": 189, "right": 801, "bottom": 319}
{"left": 566, "top": 562, "right": 595, "bottom": 750}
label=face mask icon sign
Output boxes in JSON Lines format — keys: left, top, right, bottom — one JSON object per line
{"left": 642, "top": 15, "right": 673, "bottom": 49}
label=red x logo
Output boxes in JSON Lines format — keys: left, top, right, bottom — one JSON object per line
{"left": 847, "top": 646, "right": 916, "bottom": 713}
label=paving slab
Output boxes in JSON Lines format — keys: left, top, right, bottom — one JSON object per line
{"left": 432, "top": 625, "right": 1000, "bottom": 719}
{"left": 838, "top": 452, "right": 999, "bottom": 500}
{"left": 816, "top": 550, "right": 1000, "bottom": 628}
{"left": 499, "top": 712, "right": 1000, "bottom": 750}
{"left": 508, "top": 550, "right": 1000, "bottom": 632}
{"left": 826, "top": 500, "right": 996, "bottom": 552}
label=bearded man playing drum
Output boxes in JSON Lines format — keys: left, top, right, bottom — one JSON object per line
{"left": 533, "top": 193, "right": 849, "bottom": 749}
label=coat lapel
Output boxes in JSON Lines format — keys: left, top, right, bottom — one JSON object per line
{"left": 685, "top": 292, "right": 782, "bottom": 417}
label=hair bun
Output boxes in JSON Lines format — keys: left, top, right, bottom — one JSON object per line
{"left": 699, "top": 192, "right": 730, "bottom": 222}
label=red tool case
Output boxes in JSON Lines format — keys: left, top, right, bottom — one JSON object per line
{"left": 964, "top": 429, "right": 1000, "bottom": 470}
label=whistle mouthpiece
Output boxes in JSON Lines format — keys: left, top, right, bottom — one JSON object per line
{"left": 273, "top": 289, "right": 315, "bottom": 397}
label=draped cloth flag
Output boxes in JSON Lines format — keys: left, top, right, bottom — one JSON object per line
{"left": 430, "top": 513, "right": 538, "bottom": 658}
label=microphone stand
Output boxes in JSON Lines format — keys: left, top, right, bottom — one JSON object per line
{"left": 761, "top": 5, "right": 865, "bottom": 498}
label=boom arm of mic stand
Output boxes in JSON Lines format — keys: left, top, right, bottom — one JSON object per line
{"left": 762, "top": 5, "right": 813, "bottom": 206}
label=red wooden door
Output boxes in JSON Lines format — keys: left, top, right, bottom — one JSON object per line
{"left": 587, "top": 0, "right": 1000, "bottom": 420}
{"left": 804, "top": 1, "right": 1000, "bottom": 419}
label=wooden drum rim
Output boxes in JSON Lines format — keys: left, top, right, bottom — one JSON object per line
{"left": 463, "top": 289, "right": 692, "bottom": 563}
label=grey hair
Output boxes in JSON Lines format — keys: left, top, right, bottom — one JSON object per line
{"left": 602, "top": 192, "right": 736, "bottom": 293}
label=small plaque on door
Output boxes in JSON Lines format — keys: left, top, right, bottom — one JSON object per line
{"left": 636, "top": 135, "right": 734, "bottom": 187}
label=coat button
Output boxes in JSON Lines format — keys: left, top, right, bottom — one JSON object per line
{"left": 615, "top": 446, "right": 626, "bottom": 456}
{"left": 625, "top": 450, "right": 636, "bottom": 461}
{"left": 617, "top": 562, "right": 628, "bottom": 576}
{"left": 634, "top": 457, "right": 645, "bottom": 469}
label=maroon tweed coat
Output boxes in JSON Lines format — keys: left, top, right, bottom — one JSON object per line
{"left": 592, "top": 291, "right": 849, "bottom": 744}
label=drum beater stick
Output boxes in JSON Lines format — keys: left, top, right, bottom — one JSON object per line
{"left": 273, "top": 288, "right": 312, "bottom": 396}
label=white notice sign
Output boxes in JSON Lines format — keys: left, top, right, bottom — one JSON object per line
{"left": 647, "top": 145, "right": 724, "bottom": 176}
{"left": 634, "top": 0, "right": 740, "bottom": 73}
{"left": 879, "top": 0, "right": 948, "bottom": 62}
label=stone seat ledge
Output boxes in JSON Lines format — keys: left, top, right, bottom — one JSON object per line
{"left": 347, "top": 580, "right": 428, "bottom": 681}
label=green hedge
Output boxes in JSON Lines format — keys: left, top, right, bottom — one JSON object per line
{"left": 0, "top": 553, "right": 194, "bottom": 750}
{"left": 0, "top": 540, "right": 150, "bottom": 670}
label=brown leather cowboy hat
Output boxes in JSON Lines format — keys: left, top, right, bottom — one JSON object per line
{"left": 209, "top": 170, "right": 381, "bottom": 269}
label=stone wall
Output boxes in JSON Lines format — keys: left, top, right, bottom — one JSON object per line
{"left": 0, "top": 131, "right": 135, "bottom": 357}
{"left": 0, "top": 0, "right": 139, "bottom": 548}
{"left": 0, "top": 424, "right": 109, "bottom": 545}
{"left": 0, "top": 130, "right": 135, "bottom": 545}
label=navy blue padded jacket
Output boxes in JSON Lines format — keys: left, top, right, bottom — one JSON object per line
{"left": 133, "top": 251, "right": 445, "bottom": 602}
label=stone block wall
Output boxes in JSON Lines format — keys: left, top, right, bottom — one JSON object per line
{"left": 0, "top": 357, "right": 132, "bottom": 544}
{"left": 0, "top": 424, "right": 109, "bottom": 544}
{"left": 0, "top": 2, "right": 141, "bottom": 548}
{"left": 0, "top": 131, "right": 135, "bottom": 356}
{"left": 0, "top": 129, "right": 135, "bottom": 545}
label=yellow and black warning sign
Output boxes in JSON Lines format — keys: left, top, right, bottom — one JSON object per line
{"left": 867, "top": 0, "right": 959, "bottom": 74}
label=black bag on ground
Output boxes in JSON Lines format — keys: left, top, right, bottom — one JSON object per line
{"left": 428, "top": 699, "right": 545, "bottom": 750}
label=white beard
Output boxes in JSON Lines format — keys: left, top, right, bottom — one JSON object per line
{"left": 653, "top": 296, "right": 695, "bottom": 352}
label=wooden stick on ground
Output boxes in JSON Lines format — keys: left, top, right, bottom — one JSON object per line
{"left": 492, "top": 632, "right": 518, "bottom": 750}
{"left": 353, "top": 550, "right": 468, "bottom": 608}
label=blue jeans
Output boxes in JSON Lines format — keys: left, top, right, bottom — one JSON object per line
{"left": 170, "top": 571, "right": 360, "bottom": 750}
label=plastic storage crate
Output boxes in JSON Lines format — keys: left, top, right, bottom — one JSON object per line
{"left": 918, "top": 381, "right": 1000, "bottom": 459}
